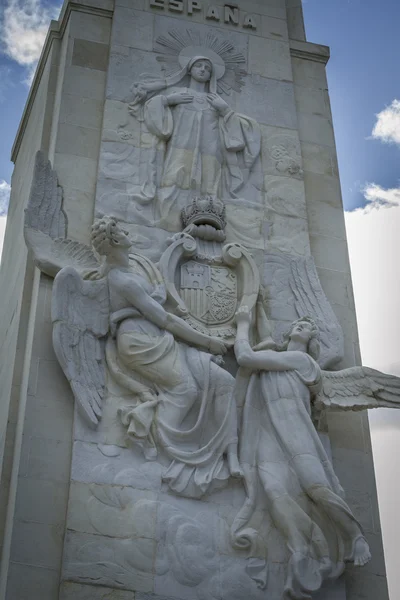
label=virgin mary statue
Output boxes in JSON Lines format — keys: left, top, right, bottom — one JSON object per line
{"left": 128, "top": 51, "right": 262, "bottom": 228}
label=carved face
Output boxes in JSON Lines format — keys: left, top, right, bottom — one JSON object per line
{"left": 110, "top": 225, "right": 132, "bottom": 250}
{"left": 190, "top": 59, "right": 212, "bottom": 83}
{"left": 289, "top": 320, "right": 313, "bottom": 344}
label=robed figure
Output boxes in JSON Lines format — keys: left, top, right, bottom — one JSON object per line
{"left": 231, "top": 307, "right": 400, "bottom": 599}
{"left": 23, "top": 153, "right": 243, "bottom": 501}
{"left": 129, "top": 53, "right": 261, "bottom": 227}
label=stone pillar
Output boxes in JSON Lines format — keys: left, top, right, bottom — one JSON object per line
{"left": 0, "top": 1, "right": 390, "bottom": 599}
{"left": 0, "top": 2, "right": 112, "bottom": 596}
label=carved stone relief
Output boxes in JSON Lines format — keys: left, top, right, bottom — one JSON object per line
{"left": 232, "top": 307, "right": 394, "bottom": 598}
{"left": 23, "top": 70, "right": 400, "bottom": 598}
{"left": 63, "top": 467, "right": 276, "bottom": 599}
{"left": 97, "top": 26, "right": 264, "bottom": 250}
{"left": 97, "top": 22, "right": 304, "bottom": 262}
{"left": 261, "top": 128, "right": 304, "bottom": 180}
{"left": 158, "top": 197, "right": 260, "bottom": 344}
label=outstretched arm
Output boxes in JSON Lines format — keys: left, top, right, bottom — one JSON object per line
{"left": 117, "top": 270, "right": 226, "bottom": 354}
{"left": 234, "top": 307, "right": 304, "bottom": 372}
{"left": 236, "top": 344, "right": 302, "bottom": 372}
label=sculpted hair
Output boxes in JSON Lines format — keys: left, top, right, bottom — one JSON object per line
{"left": 91, "top": 216, "right": 124, "bottom": 256}
{"left": 283, "top": 316, "right": 321, "bottom": 361}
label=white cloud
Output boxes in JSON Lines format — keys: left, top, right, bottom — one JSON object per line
{"left": 362, "top": 99, "right": 400, "bottom": 212}
{"left": 345, "top": 205, "right": 400, "bottom": 373}
{"left": 345, "top": 205, "right": 400, "bottom": 600}
{"left": 361, "top": 182, "right": 400, "bottom": 210}
{"left": 0, "top": 216, "right": 6, "bottom": 260}
{"left": 372, "top": 99, "right": 400, "bottom": 146}
{"left": 0, "top": 180, "right": 11, "bottom": 216}
{"left": 0, "top": 0, "right": 60, "bottom": 83}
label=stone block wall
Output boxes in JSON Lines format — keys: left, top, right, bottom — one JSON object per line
{"left": 0, "top": 37, "right": 60, "bottom": 570}
{"left": 0, "top": 3, "right": 112, "bottom": 598}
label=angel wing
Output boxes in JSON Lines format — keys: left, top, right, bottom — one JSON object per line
{"left": 315, "top": 367, "right": 400, "bottom": 411}
{"left": 24, "top": 151, "right": 98, "bottom": 278}
{"left": 52, "top": 267, "right": 109, "bottom": 428}
{"left": 264, "top": 252, "right": 344, "bottom": 369}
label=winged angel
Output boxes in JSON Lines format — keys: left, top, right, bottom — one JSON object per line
{"left": 25, "top": 153, "right": 400, "bottom": 598}
{"left": 231, "top": 303, "right": 400, "bottom": 600}
{"left": 25, "top": 151, "right": 243, "bottom": 499}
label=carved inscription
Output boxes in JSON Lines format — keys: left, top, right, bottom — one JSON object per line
{"left": 149, "top": 0, "right": 257, "bottom": 29}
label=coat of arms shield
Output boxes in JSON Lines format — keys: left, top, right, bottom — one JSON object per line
{"left": 159, "top": 231, "right": 261, "bottom": 343}
{"left": 180, "top": 261, "right": 237, "bottom": 326}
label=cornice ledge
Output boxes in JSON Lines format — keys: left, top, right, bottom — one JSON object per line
{"left": 290, "top": 39, "right": 330, "bottom": 65}
{"left": 11, "top": 0, "right": 114, "bottom": 164}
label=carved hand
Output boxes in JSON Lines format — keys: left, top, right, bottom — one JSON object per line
{"left": 165, "top": 92, "right": 194, "bottom": 106}
{"left": 209, "top": 338, "right": 228, "bottom": 356}
{"left": 211, "top": 355, "right": 225, "bottom": 366}
{"left": 236, "top": 306, "right": 252, "bottom": 325}
{"left": 132, "top": 83, "right": 147, "bottom": 103}
{"left": 252, "top": 339, "right": 277, "bottom": 351}
{"left": 207, "top": 93, "right": 230, "bottom": 116}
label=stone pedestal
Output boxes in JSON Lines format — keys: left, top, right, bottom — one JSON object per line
{"left": 0, "top": 1, "right": 389, "bottom": 599}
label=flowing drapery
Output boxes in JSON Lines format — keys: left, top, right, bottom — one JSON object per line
{"left": 232, "top": 355, "right": 362, "bottom": 599}
{"left": 108, "top": 316, "right": 237, "bottom": 499}
{"left": 142, "top": 90, "right": 261, "bottom": 225}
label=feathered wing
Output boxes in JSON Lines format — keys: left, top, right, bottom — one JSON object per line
{"left": 24, "top": 151, "right": 98, "bottom": 277}
{"left": 52, "top": 267, "right": 109, "bottom": 428}
{"left": 265, "top": 252, "right": 344, "bottom": 369}
{"left": 316, "top": 367, "right": 400, "bottom": 411}
{"left": 25, "top": 150, "right": 67, "bottom": 238}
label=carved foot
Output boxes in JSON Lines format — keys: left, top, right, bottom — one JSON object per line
{"left": 228, "top": 453, "right": 244, "bottom": 479}
{"left": 353, "top": 536, "right": 371, "bottom": 567}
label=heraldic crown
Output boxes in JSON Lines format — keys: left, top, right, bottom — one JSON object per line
{"left": 181, "top": 196, "right": 227, "bottom": 231}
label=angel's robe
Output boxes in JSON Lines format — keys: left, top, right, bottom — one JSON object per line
{"left": 143, "top": 90, "right": 261, "bottom": 225}
{"left": 232, "top": 353, "right": 362, "bottom": 599}
{"left": 108, "top": 315, "right": 237, "bottom": 499}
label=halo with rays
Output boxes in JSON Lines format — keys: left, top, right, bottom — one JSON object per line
{"left": 155, "top": 29, "right": 247, "bottom": 95}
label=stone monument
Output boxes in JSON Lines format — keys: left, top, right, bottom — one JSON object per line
{"left": 0, "top": 1, "right": 397, "bottom": 599}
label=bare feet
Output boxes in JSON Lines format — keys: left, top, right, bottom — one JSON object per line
{"left": 353, "top": 536, "right": 371, "bottom": 567}
{"left": 228, "top": 452, "right": 243, "bottom": 479}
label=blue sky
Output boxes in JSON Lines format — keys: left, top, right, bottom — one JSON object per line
{"left": 0, "top": 58, "right": 30, "bottom": 183}
{"left": 0, "top": 0, "right": 60, "bottom": 214}
{"left": 303, "top": 0, "right": 400, "bottom": 211}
